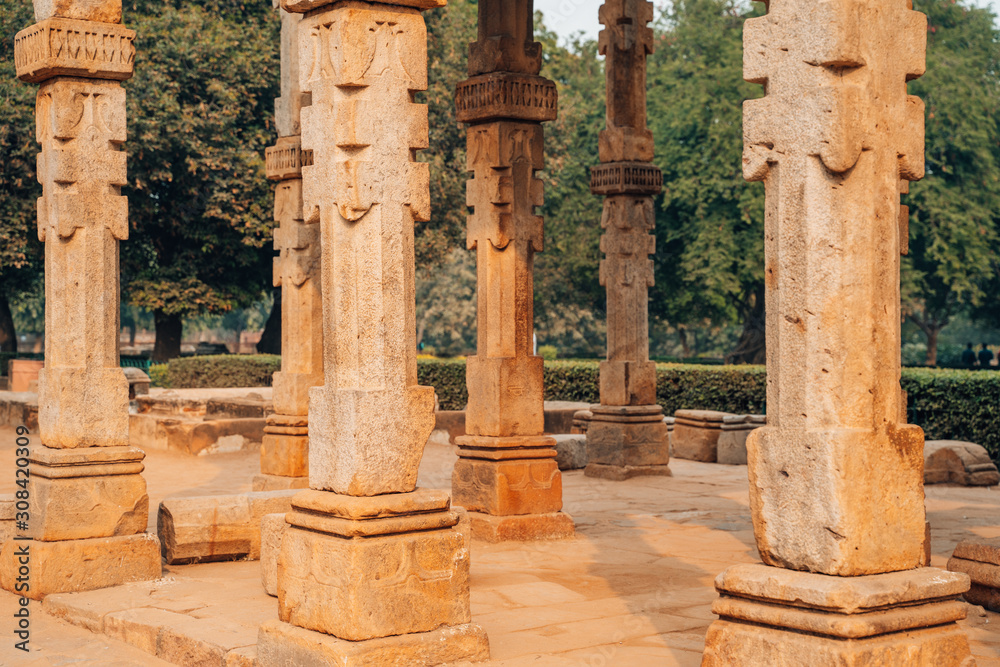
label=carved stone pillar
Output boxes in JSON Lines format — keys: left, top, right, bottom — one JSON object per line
{"left": 585, "top": 0, "right": 669, "bottom": 481}
{"left": 702, "top": 2, "right": 974, "bottom": 663}
{"left": 0, "top": 0, "right": 160, "bottom": 599}
{"left": 254, "top": 3, "right": 321, "bottom": 492}
{"left": 257, "top": 1, "right": 489, "bottom": 663}
{"left": 450, "top": 0, "right": 574, "bottom": 543}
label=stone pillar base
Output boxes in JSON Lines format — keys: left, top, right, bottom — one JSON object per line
{"left": 0, "top": 533, "right": 161, "bottom": 600}
{"left": 252, "top": 474, "right": 309, "bottom": 492}
{"left": 585, "top": 405, "right": 669, "bottom": 479}
{"left": 702, "top": 563, "right": 974, "bottom": 666}
{"left": 258, "top": 619, "right": 490, "bottom": 667}
{"left": 260, "top": 428, "right": 308, "bottom": 478}
{"left": 584, "top": 463, "right": 671, "bottom": 481}
{"left": 948, "top": 537, "right": 1000, "bottom": 611}
{"left": 466, "top": 511, "right": 574, "bottom": 543}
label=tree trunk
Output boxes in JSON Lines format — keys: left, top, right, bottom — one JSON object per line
{"left": 128, "top": 325, "right": 136, "bottom": 347}
{"left": 256, "top": 288, "right": 281, "bottom": 354}
{"left": 925, "top": 327, "right": 939, "bottom": 367}
{"left": 677, "top": 325, "right": 690, "bottom": 358}
{"left": 0, "top": 293, "right": 16, "bottom": 353}
{"left": 152, "top": 311, "right": 183, "bottom": 362}
{"left": 726, "top": 286, "right": 766, "bottom": 364}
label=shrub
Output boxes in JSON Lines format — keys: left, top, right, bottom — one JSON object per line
{"left": 167, "top": 354, "right": 280, "bottom": 388}
{"left": 902, "top": 367, "right": 1000, "bottom": 459}
{"left": 538, "top": 345, "right": 558, "bottom": 361}
{"left": 417, "top": 358, "right": 466, "bottom": 410}
{"left": 148, "top": 363, "right": 170, "bottom": 388}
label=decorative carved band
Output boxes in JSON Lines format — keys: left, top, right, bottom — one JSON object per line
{"left": 590, "top": 162, "right": 662, "bottom": 196}
{"left": 15, "top": 18, "right": 135, "bottom": 83}
{"left": 266, "top": 137, "right": 313, "bottom": 181}
{"left": 455, "top": 73, "right": 557, "bottom": 124}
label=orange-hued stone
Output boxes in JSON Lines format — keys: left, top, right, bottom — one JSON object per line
{"left": 466, "top": 511, "right": 575, "bottom": 543}
{"left": 452, "top": 458, "right": 562, "bottom": 516}
{"left": 259, "top": 433, "right": 309, "bottom": 477}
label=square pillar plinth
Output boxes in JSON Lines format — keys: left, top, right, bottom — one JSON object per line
{"left": 585, "top": 405, "right": 670, "bottom": 480}
{"left": 452, "top": 435, "right": 574, "bottom": 542}
{"left": 269, "top": 488, "right": 489, "bottom": 664}
{"left": 0, "top": 445, "right": 162, "bottom": 599}
{"left": 702, "top": 564, "right": 975, "bottom": 666}
{"left": 254, "top": 415, "right": 310, "bottom": 491}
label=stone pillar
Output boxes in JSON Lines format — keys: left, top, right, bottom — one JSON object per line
{"left": 450, "top": 0, "right": 574, "bottom": 543}
{"left": 702, "top": 2, "right": 975, "bottom": 663}
{"left": 0, "top": 0, "right": 160, "bottom": 599}
{"left": 584, "top": 0, "right": 669, "bottom": 481}
{"left": 257, "top": 1, "right": 490, "bottom": 663}
{"left": 254, "top": 2, "right": 320, "bottom": 492}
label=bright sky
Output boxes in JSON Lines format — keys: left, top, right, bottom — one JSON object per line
{"left": 535, "top": 0, "right": 1000, "bottom": 45}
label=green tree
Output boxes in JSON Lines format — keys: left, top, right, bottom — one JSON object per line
{"left": 0, "top": 2, "right": 43, "bottom": 352}
{"left": 120, "top": 3, "right": 279, "bottom": 360}
{"left": 648, "top": 0, "right": 766, "bottom": 363}
{"left": 903, "top": 0, "right": 1000, "bottom": 365}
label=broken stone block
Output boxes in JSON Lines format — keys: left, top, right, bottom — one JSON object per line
{"left": 571, "top": 408, "right": 592, "bottom": 434}
{"left": 0, "top": 533, "right": 161, "bottom": 600}
{"left": 123, "top": 367, "right": 150, "bottom": 399}
{"left": 672, "top": 409, "right": 733, "bottom": 462}
{"left": 260, "top": 513, "right": 285, "bottom": 598}
{"left": 551, "top": 434, "right": 587, "bottom": 470}
{"left": 703, "top": 563, "right": 973, "bottom": 666}
{"left": 716, "top": 414, "right": 766, "bottom": 466}
{"left": 157, "top": 489, "right": 298, "bottom": 564}
{"left": 947, "top": 538, "right": 1000, "bottom": 610}
{"left": 925, "top": 440, "right": 999, "bottom": 486}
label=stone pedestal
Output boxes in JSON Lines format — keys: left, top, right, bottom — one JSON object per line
{"left": 925, "top": 440, "right": 1000, "bottom": 486}
{"left": 262, "top": 0, "right": 489, "bottom": 663}
{"left": 452, "top": 0, "right": 572, "bottom": 541}
{"left": 673, "top": 409, "right": 731, "bottom": 463}
{"left": 716, "top": 414, "right": 765, "bottom": 465}
{"left": 585, "top": 405, "right": 670, "bottom": 480}
{"left": 0, "top": 1, "right": 160, "bottom": 599}
{"left": 703, "top": 564, "right": 973, "bottom": 666}
{"left": 584, "top": 0, "right": 668, "bottom": 481}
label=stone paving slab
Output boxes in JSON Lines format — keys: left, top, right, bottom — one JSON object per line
{"left": 0, "top": 428, "right": 998, "bottom": 665}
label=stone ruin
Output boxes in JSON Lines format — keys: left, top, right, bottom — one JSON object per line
{"left": 0, "top": 0, "right": 988, "bottom": 664}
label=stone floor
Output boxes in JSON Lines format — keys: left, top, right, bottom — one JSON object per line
{"left": 0, "top": 424, "right": 998, "bottom": 665}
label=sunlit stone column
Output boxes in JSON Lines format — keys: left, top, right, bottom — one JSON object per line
{"left": 254, "top": 2, "right": 320, "bottom": 492}
{"left": 702, "top": 2, "right": 974, "bottom": 663}
{"left": 450, "top": 0, "right": 574, "bottom": 543}
{"left": 584, "top": 0, "right": 670, "bottom": 481}
{"left": 257, "top": 0, "right": 490, "bottom": 662}
{"left": 0, "top": 0, "right": 160, "bottom": 599}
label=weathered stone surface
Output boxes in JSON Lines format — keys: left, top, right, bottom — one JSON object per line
{"left": 952, "top": 537, "right": 1000, "bottom": 566}
{"left": 259, "top": 433, "right": 308, "bottom": 477}
{"left": 291, "top": 487, "right": 450, "bottom": 519}
{"left": 584, "top": 463, "right": 671, "bottom": 481}
{"left": 740, "top": 0, "right": 928, "bottom": 576}
{"left": 552, "top": 434, "right": 587, "bottom": 470}
{"left": 123, "top": 367, "right": 150, "bottom": 399}
{"left": 260, "top": 512, "right": 285, "bottom": 598}
{"left": 452, "top": 458, "right": 562, "bottom": 516}
{"left": 716, "top": 415, "right": 765, "bottom": 465}
{"left": 32, "top": 0, "right": 123, "bottom": 23}
{"left": 157, "top": 490, "right": 298, "bottom": 564}
{"left": 0, "top": 533, "right": 161, "bottom": 600}
{"left": 925, "top": 440, "right": 1000, "bottom": 486}
{"left": 27, "top": 473, "right": 147, "bottom": 541}
{"left": 947, "top": 556, "right": 1000, "bottom": 593}
{"left": 702, "top": 619, "right": 973, "bottom": 666}
{"left": 964, "top": 582, "right": 1000, "bottom": 611}
{"left": 586, "top": 417, "right": 670, "bottom": 470}
{"left": 714, "top": 564, "right": 970, "bottom": 614}
{"left": 252, "top": 473, "right": 310, "bottom": 492}
{"left": 295, "top": 2, "right": 437, "bottom": 496}
{"left": 467, "top": 511, "right": 575, "bottom": 543}
{"left": 15, "top": 18, "right": 135, "bottom": 83}
{"left": 10, "top": 359, "right": 43, "bottom": 392}
{"left": 258, "top": 619, "right": 489, "bottom": 667}
{"left": 277, "top": 524, "right": 471, "bottom": 642}
{"left": 672, "top": 410, "right": 731, "bottom": 463}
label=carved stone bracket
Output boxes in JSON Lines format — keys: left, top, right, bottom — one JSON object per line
{"left": 15, "top": 18, "right": 135, "bottom": 83}
{"left": 590, "top": 162, "right": 662, "bottom": 196}
{"left": 456, "top": 72, "right": 557, "bottom": 124}
{"left": 266, "top": 136, "right": 313, "bottom": 181}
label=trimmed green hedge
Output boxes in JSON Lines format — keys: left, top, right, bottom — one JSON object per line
{"left": 148, "top": 355, "right": 1000, "bottom": 459}
{"left": 167, "top": 354, "right": 281, "bottom": 388}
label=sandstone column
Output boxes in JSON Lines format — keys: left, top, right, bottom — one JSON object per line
{"left": 254, "top": 2, "right": 321, "bottom": 492}
{"left": 584, "top": 0, "right": 669, "bottom": 481}
{"left": 450, "top": 0, "right": 574, "bottom": 543}
{"left": 0, "top": 0, "right": 161, "bottom": 599}
{"left": 702, "top": 2, "right": 974, "bottom": 663}
{"left": 257, "top": 0, "right": 489, "bottom": 662}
